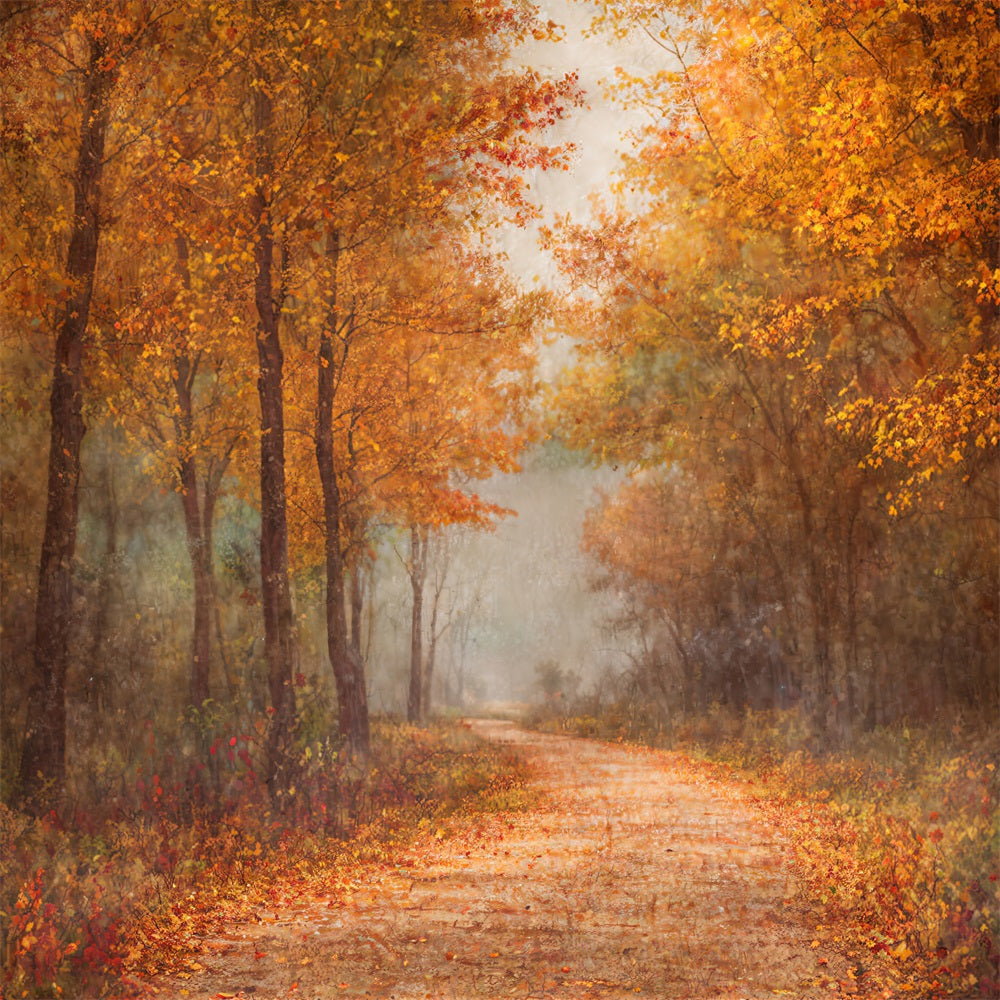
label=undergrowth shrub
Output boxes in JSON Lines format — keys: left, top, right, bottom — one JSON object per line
{"left": 750, "top": 741, "right": 997, "bottom": 998}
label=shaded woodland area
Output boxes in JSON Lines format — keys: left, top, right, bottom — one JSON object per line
{"left": 1, "top": 0, "right": 580, "bottom": 809}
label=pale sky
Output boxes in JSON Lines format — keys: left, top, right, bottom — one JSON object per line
{"left": 412, "top": 3, "right": 668, "bottom": 706}
{"left": 497, "top": 0, "right": 662, "bottom": 288}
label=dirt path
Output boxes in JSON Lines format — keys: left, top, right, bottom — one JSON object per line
{"left": 149, "top": 721, "right": 853, "bottom": 999}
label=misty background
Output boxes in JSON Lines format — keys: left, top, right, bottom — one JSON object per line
{"left": 348, "top": 1, "right": 661, "bottom": 715}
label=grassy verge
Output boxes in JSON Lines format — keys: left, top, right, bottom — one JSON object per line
{"left": 1, "top": 718, "right": 536, "bottom": 998}
{"left": 537, "top": 706, "right": 998, "bottom": 999}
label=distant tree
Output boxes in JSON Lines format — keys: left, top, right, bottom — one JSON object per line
{"left": 535, "top": 659, "right": 577, "bottom": 702}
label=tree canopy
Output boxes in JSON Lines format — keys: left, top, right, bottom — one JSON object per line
{"left": 548, "top": 0, "right": 998, "bottom": 737}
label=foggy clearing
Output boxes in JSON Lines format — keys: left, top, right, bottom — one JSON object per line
{"left": 2, "top": 1, "right": 996, "bottom": 999}
{"left": 149, "top": 720, "right": 849, "bottom": 1000}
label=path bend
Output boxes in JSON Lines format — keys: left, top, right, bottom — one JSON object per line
{"left": 151, "top": 719, "right": 852, "bottom": 999}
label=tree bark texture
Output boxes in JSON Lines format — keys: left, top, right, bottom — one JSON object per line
{"left": 316, "top": 232, "right": 370, "bottom": 755}
{"left": 20, "top": 36, "right": 112, "bottom": 808}
{"left": 251, "top": 58, "right": 297, "bottom": 791}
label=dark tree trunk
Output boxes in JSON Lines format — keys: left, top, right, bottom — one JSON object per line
{"left": 20, "top": 37, "right": 112, "bottom": 809}
{"left": 251, "top": 51, "right": 296, "bottom": 791}
{"left": 316, "top": 232, "right": 369, "bottom": 755}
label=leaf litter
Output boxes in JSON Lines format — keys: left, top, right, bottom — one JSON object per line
{"left": 144, "top": 720, "right": 857, "bottom": 999}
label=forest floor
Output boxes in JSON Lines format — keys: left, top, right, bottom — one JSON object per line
{"left": 144, "top": 720, "right": 859, "bottom": 999}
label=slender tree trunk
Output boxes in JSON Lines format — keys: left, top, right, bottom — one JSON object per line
{"left": 172, "top": 238, "right": 212, "bottom": 708}
{"left": 180, "top": 495, "right": 213, "bottom": 711}
{"left": 349, "top": 563, "right": 364, "bottom": 659}
{"left": 175, "top": 434, "right": 214, "bottom": 708}
{"left": 171, "top": 237, "right": 231, "bottom": 711}
{"left": 174, "top": 419, "right": 229, "bottom": 714}
{"left": 20, "top": 37, "right": 112, "bottom": 808}
{"left": 407, "top": 525, "right": 428, "bottom": 724}
{"left": 662, "top": 612, "right": 695, "bottom": 717}
{"left": 842, "top": 482, "right": 865, "bottom": 740}
{"left": 793, "top": 471, "right": 835, "bottom": 740}
{"left": 423, "top": 583, "right": 439, "bottom": 720}
{"left": 316, "top": 232, "right": 369, "bottom": 755}
{"left": 84, "top": 437, "right": 117, "bottom": 715}
{"left": 251, "top": 47, "right": 296, "bottom": 791}
{"left": 421, "top": 532, "right": 448, "bottom": 719}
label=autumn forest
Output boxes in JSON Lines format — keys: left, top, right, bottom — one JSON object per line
{"left": 1, "top": 1, "right": 997, "bottom": 997}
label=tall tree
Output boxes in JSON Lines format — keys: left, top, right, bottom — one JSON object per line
{"left": 247, "top": 2, "right": 298, "bottom": 787}
{"left": 3, "top": 2, "right": 172, "bottom": 806}
{"left": 89, "top": 3, "right": 252, "bottom": 715}
{"left": 315, "top": 233, "right": 370, "bottom": 753}
{"left": 406, "top": 525, "right": 430, "bottom": 724}
{"left": 261, "top": 0, "right": 577, "bottom": 749}
{"left": 101, "top": 229, "right": 249, "bottom": 712}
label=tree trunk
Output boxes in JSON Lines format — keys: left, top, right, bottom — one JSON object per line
{"left": 84, "top": 435, "right": 118, "bottom": 715}
{"left": 175, "top": 433, "right": 214, "bottom": 709}
{"left": 423, "top": 583, "right": 439, "bottom": 720}
{"left": 422, "top": 531, "right": 448, "bottom": 720}
{"left": 407, "top": 525, "right": 428, "bottom": 724}
{"left": 794, "top": 475, "right": 835, "bottom": 741}
{"left": 172, "top": 237, "right": 219, "bottom": 710}
{"left": 349, "top": 563, "right": 364, "bottom": 659}
{"left": 316, "top": 231, "right": 369, "bottom": 755}
{"left": 251, "top": 48, "right": 296, "bottom": 791}
{"left": 20, "top": 37, "right": 112, "bottom": 809}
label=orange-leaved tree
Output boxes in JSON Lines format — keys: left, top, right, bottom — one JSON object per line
{"left": 93, "top": 6, "right": 255, "bottom": 715}
{"left": 258, "top": 0, "right": 577, "bottom": 750}
{"left": 550, "top": 0, "right": 998, "bottom": 735}
{"left": 375, "top": 240, "right": 544, "bottom": 724}
{"left": 1, "top": 0, "right": 195, "bottom": 808}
